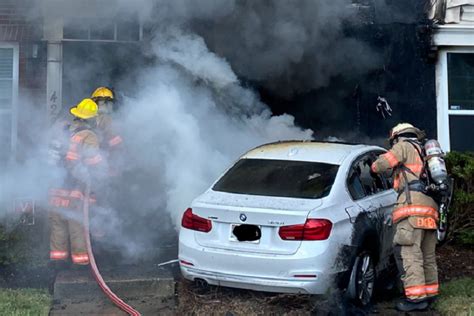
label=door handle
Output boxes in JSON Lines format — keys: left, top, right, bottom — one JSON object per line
{"left": 345, "top": 206, "right": 358, "bottom": 223}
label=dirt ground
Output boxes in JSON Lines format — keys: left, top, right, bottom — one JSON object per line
{"left": 436, "top": 244, "right": 474, "bottom": 282}
{"left": 176, "top": 243, "right": 474, "bottom": 316}
{"left": 1, "top": 241, "right": 471, "bottom": 315}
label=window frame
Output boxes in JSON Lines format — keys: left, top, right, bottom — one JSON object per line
{"left": 62, "top": 18, "right": 143, "bottom": 43}
{"left": 0, "top": 42, "right": 19, "bottom": 161}
{"left": 436, "top": 47, "right": 474, "bottom": 152}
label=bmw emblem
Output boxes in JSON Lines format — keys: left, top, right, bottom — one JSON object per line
{"left": 239, "top": 213, "right": 247, "bottom": 222}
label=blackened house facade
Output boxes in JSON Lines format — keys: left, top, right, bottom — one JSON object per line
{"left": 0, "top": 0, "right": 473, "bottom": 168}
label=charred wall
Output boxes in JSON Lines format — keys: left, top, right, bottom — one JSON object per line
{"left": 255, "top": 0, "right": 437, "bottom": 142}
{"left": 12, "top": 0, "right": 438, "bottom": 144}
{"left": 4, "top": 0, "right": 439, "bottom": 150}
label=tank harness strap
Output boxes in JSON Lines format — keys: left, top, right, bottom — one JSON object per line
{"left": 401, "top": 169, "right": 412, "bottom": 205}
{"left": 398, "top": 139, "right": 427, "bottom": 205}
{"left": 405, "top": 139, "right": 427, "bottom": 174}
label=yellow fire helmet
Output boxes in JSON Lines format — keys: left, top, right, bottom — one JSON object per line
{"left": 389, "top": 123, "right": 424, "bottom": 140}
{"left": 70, "top": 98, "right": 99, "bottom": 120}
{"left": 91, "top": 86, "right": 114, "bottom": 100}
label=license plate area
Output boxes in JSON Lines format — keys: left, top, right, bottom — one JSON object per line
{"left": 230, "top": 224, "right": 261, "bottom": 243}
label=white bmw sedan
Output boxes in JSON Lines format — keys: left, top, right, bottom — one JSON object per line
{"left": 179, "top": 141, "right": 397, "bottom": 305}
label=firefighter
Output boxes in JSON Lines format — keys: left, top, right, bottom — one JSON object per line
{"left": 90, "top": 86, "right": 123, "bottom": 159}
{"left": 48, "top": 98, "right": 105, "bottom": 267}
{"left": 371, "top": 123, "right": 439, "bottom": 312}
{"left": 89, "top": 87, "right": 124, "bottom": 241}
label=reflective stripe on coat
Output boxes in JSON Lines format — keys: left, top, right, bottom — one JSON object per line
{"left": 371, "top": 139, "right": 438, "bottom": 225}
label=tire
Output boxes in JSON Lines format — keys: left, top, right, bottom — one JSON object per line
{"left": 347, "top": 251, "right": 376, "bottom": 306}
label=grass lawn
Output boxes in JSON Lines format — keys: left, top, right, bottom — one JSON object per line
{"left": 434, "top": 277, "right": 474, "bottom": 316}
{"left": 0, "top": 288, "right": 51, "bottom": 316}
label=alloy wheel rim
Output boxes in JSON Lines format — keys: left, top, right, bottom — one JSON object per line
{"left": 357, "top": 254, "right": 375, "bottom": 305}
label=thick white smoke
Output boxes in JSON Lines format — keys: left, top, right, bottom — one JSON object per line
{"left": 119, "top": 27, "right": 313, "bottom": 228}
{"left": 0, "top": 99, "right": 55, "bottom": 218}
{"left": 1, "top": 0, "right": 384, "bottom": 259}
{"left": 0, "top": 19, "right": 312, "bottom": 260}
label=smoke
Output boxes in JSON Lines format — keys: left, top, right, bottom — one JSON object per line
{"left": 0, "top": 98, "right": 54, "bottom": 214}
{"left": 104, "top": 28, "right": 312, "bottom": 257}
{"left": 127, "top": 0, "right": 380, "bottom": 96}
{"left": 0, "top": 0, "right": 381, "bottom": 260}
{"left": 155, "top": 28, "right": 239, "bottom": 89}
{"left": 188, "top": 0, "right": 380, "bottom": 96}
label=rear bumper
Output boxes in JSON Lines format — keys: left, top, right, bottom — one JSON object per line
{"left": 179, "top": 229, "right": 338, "bottom": 294}
{"left": 180, "top": 265, "right": 330, "bottom": 294}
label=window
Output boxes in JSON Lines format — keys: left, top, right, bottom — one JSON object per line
{"left": 436, "top": 49, "right": 474, "bottom": 152}
{"left": 213, "top": 158, "right": 339, "bottom": 199}
{"left": 448, "top": 53, "right": 474, "bottom": 111}
{"left": 63, "top": 16, "right": 141, "bottom": 42}
{"left": 0, "top": 43, "right": 19, "bottom": 165}
{"left": 347, "top": 153, "right": 388, "bottom": 200}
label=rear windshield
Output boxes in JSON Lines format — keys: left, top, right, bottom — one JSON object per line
{"left": 213, "top": 158, "right": 339, "bottom": 199}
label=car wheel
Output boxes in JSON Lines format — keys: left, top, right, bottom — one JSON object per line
{"left": 347, "top": 251, "right": 375, "bottom": 306}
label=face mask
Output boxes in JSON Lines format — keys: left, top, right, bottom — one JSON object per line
{"left": 97, "top": 100, "right": 113, "bottom": 114}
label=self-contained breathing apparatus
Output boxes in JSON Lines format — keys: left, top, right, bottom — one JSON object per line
{"left": 399, "top": 138, "right": 453, "bottom": 242}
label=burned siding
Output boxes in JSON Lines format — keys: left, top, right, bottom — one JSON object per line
{"left": 256, "top": 0, "right": 437, "bottom": 142}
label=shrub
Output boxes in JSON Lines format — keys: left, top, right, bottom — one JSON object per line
{"left": 445, "top": 152, "right": 474, "bottom": 245}
{"left": 0, "top": 212, "right": 49, "bottom": 269}
{"left": 0, "top": 223, "right": 27, "bottom": 266}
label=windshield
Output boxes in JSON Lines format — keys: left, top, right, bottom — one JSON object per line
{"left": 213, "top": 158, "right": 339, "bottom": 199}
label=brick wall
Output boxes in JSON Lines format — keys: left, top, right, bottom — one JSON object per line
{"left": 0, "top": 0, "right": 46, "bottom": 160}
{"left": 0, "top": 0, "right": 45, "bottom": 101}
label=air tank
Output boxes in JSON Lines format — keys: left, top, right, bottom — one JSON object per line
{"left": 424, "top": 140, "right": 448, "bottom": 184}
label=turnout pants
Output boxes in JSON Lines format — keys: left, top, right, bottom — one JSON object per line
{"left": 394, "top": 218, "right": 439, "bottom": 300}
{"left": 49, "top": 188, "right": 90, "bottom": 265}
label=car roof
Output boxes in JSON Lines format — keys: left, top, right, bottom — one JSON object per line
{"left": 241, "top": 140, "right": 371, "bottom": 165}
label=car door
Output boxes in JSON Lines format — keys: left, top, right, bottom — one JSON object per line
{"left": 361, "top": 150, "right": 397, "bottom": 270}
{"left": 346, "top": 151, "right": 397, "bottom": 271}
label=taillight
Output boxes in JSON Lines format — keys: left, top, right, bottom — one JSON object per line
{"left": 279, "top": 219, "right": 332, "bottom": 240}
{"left": 181, "top": 208, "right": 212, "bottom": 233}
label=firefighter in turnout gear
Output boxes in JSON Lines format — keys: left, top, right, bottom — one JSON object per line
{"left": 371, "top": 123, "right": 439, "bottom": 312}
{"left": 48, "top": 99, "right": 105, "bottom": 266}
{"left": 91, "top": 87, "right": 123, "bottom": 161}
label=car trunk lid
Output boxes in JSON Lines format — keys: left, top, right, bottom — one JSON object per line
{"left": 191, "top": 191, "right": 322, "bottom": 255}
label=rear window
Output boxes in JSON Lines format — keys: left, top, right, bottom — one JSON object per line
{"left": 212, "top": 159, "right": 339, "bottom": 199}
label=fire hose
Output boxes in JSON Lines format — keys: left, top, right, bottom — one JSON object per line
{"left": 83, "top": 180, "right": 141, "bottom": 316}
